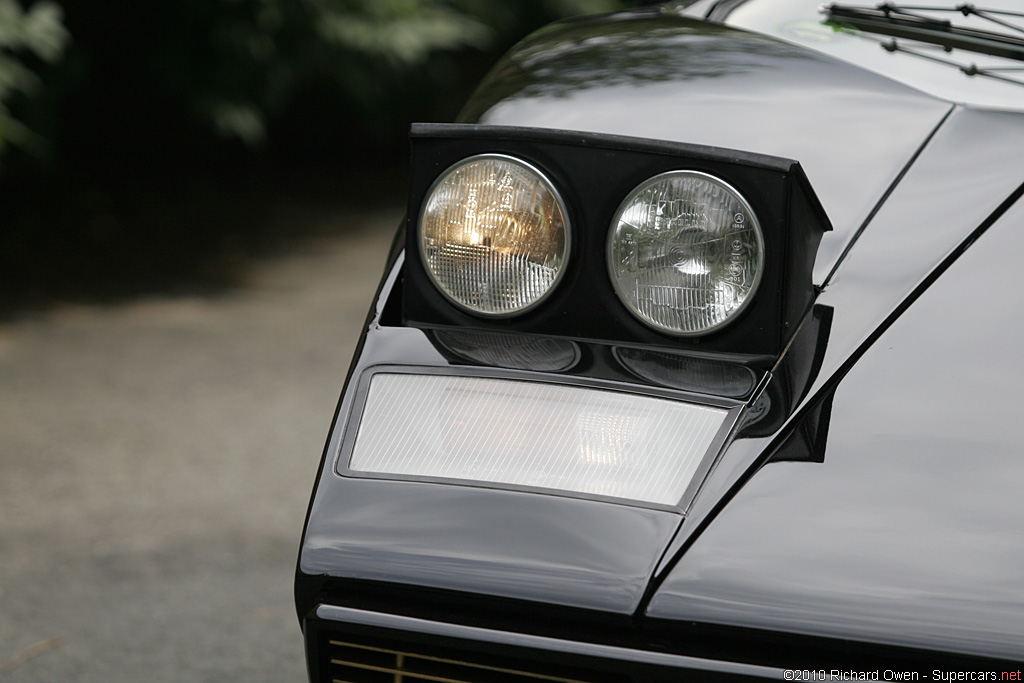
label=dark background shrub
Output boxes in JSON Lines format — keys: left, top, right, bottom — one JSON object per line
{"left": 0, "top": 0, "right": 624, "bottom": 313}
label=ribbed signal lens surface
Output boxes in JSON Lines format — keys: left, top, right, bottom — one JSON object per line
{"left": 349, "top": 374, "right": 728, "bottom": 506}
{"left": 608, "top": 171, "right": 764, "bottom": 336}
{"left": 420, "top": 155, "right": 570, "bottom": 316}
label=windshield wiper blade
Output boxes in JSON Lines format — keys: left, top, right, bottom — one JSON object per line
{"left": 824, "top": 3, "right": 1024, "bottom": 62}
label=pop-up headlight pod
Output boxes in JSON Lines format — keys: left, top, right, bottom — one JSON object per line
{"left": 405, "top": 124, "right": 831, "bottom": 360}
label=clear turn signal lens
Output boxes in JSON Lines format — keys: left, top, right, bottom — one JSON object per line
{"left": 348, "top": 374, "right": 729, "bottom": 506}
{"left": 608, "top": 171, "right": 764, "bottom": 336}
{"left": 420, "top": 155, "right": 570, "bottom": 316}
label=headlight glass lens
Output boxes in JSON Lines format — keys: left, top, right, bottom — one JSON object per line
{"left": 608, "top": 171, "right": 764, "bottom": 336}
{"left": 420, "top": 155, "right": 570, "bottom": 316}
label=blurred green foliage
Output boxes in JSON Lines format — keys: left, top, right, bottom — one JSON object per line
{"left": 0, "top": 0, "right": 625, "bottom": 311}
{"left": 1, "top": 0, "right": 625, "bottom": 168}
{"left": 0, "top": 0, "right": 68, "bottom": 157}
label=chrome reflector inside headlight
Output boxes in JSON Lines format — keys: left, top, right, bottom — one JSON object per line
{"left": 420, "top": 155, "right": 570, "bottom": 316}
{"left": 608, "top": 171, "right": 764, "bottom": 336}
{"left": 347, "top": 373, "right": 729, "bottom": 506}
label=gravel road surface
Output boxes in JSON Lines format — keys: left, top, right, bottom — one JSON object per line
{"left": 0, "top": 207, "right": 400, "bottom": 682}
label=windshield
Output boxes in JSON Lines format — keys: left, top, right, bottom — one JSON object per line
{"left": 704, "top": 0, "right": 1024, "bottom": 110}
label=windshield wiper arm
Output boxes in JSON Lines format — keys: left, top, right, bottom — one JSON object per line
{"left": 824, "top": 3, "right": 1024, "bottom": 62}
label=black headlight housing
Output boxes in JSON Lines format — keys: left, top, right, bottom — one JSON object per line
{"left": 404, "top": 123, "right": 831, "bottom": 361}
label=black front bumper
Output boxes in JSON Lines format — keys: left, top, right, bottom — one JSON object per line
{"left": 302, "top": 602, "right": 785, "bottom": 682}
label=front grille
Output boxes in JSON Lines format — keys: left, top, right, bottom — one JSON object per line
{"left": 324, "top": 634, "right": 611, "bottom": 683}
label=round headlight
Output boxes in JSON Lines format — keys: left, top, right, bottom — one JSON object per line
{"left": 608, "top": 171, "right": 764, "bottom": 336}
{"left": 419, "top": 154, "right": 570, "bottom": 316}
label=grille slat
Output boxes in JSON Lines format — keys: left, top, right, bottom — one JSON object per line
{"left": 326, "top": 636, "right": 597, "bottom": 683}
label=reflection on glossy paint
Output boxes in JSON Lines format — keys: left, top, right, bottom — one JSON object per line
{"left": 670, "top": 107, "right": 1024, "bottom": 551}
{"left": 459, "top": 11, "right": 950, "bottom": 283}
{"left": 648, "top": 197, "right": 1024, "bottom": 661}
{"left": 614, "top": 346, "right": 758, "bottom": 398}
{"left": 301, "top": 476, "right": 680, "bottom": 614}
{"left": 432, "top": 329, "right": 579, "bottom": 372}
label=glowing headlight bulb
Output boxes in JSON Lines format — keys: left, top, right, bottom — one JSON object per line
{"left": 419, "top": 155, "right": 570, "bottom": 316}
